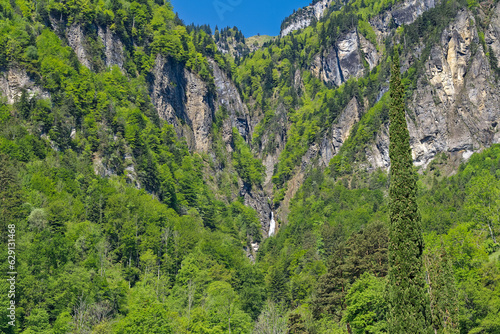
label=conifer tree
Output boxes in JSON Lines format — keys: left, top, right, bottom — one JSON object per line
{"left": 387, "top": 49, "right": 431, "bottom": 333}
{"left": 312, "top": 245, "right": 348, "bottom": 321}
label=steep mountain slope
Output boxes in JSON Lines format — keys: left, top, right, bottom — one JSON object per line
{"left": 1, "top": 0, "right": 500, "bottom": 332}
{"left": 233, "top": 0, "right": 500, "bottom": 226}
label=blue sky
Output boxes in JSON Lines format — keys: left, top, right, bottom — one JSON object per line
{"left": 170, "top": 0, "right": 311, "bottom": 37}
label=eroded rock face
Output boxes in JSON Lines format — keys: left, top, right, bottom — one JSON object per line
{"left": 67, "top": 24, "right": 91, "bottom": 69}
{"left": 367, "top": 126, "right": 391, "bottom": 169}
{"left": 211, "top": 59, "right": 250, "bottom": 144}
{"left": 367, "top": 6, "right": 500, "bottom": 170}
{"left": 151, "top": 56, "right": 213, "bottom": 152}
{"left": 315, "top": 98, "right": 361, "bottom": 167}
{"left": 338, "top": 30, "right": 365, "bottom": 81}
{"left": 486, "top": 1, "right": 500, "bottom": 68}
{"left": 280, "top": 0, "right": 333, "bottom": 37}
{"left": 0, "top": 68, "right": 49, "bottom": 104}
{"left": 359, "top": 33, "right": 379, "bottom": 71}
{"left": 371, "top": 0, "right": 436, "bottom": 45}
{"left": 312, "top": 49, "right": 343, "bottom": 86}
{"left": 97, "top": 26, "right": 125, "bottom": 69}
{"left": 312, "top": 30, "right": 368, "bottom": 86}
{"left": 392, "top": 0, "right": 436, "bottom": 26}
{"left": 332, "top": 98, "right": 361, "bottom": 154}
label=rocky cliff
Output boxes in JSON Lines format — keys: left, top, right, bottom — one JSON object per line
{"left": 0, "top": 68, "right": 49, "bottom": 104}
{"left": 308, "top": 0, "right": 500, "bottom": 174}
{"left": 280, "top": 0, "right": 334, "bottom": 37}
{"left": 311, "top": 30, "right": 368, "bottom": 86}
{"left": 367, "top": 4, "right": 500, "bottom": 171}
{"left": 149, "top": 0, "right": 500, "bottom": 230}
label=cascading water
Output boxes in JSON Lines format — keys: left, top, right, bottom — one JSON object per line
{"left": 268, "top": 212, "right": 276, "bottom": 237}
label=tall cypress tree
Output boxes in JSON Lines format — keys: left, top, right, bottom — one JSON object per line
{"left": 387, "top": 49, "right": 431, "bottom": 333}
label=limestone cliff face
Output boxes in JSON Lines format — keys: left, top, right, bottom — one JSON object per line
{"left": 359, "top": 33, "right": 380, "bottom": 71}
{"left": 366, "top": 5, "right": 500, "bottom": 171}
{"left": 305, "top": 0, "right": 500, "bottom": 176}
{"left": 150, "top": 56, "right": 256, "bottom": 152}
{"left": 211, "top": 60, "right": 250, "bottom": 143}
{"left": 486, "top": 1, "right": 500, "bottom": 69}
{"left": 311, "top": 30, "right": 368, "bottom": 86}
{"left": 66, "top": 23, "right": 92, "bottom": 69}
{"left": 321, "top": 97, "right": 361, "bottom": 166}
{"left": 151, "top": 55, "right": 214, "bottom": 152}
{"left": 150, "top": 56, "right": 274, "bottom": 232}
{"left": 280, "top": 0, "right": 333, "bottom": 37}
{"left": 0, "top": 68, "right": 49, "bottom": 104}
{"left": 97, "top": 26, "right": 125, "bottom": 69}
{"left": 309, "top": 0, "right": 437, "bottom": 87}
{"left": 370, "top": 0, "right": 436, "bottom": 45}
{"left": 50, "top": 17, "right": 125, "bottom": 71}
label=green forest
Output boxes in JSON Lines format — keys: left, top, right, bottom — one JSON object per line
{"left": 0, "top": 0, "right": 500, "bottom": 332}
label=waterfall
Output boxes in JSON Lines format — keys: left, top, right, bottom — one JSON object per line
{"left": 268, "top": 212, "right": 276, "bottom": 237}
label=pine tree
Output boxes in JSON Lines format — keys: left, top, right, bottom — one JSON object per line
{"left": 343, "top": 221, "right": 389, "bottom": 280}
{"left": 387, "top": 49, "right": 432, "bottom": 333}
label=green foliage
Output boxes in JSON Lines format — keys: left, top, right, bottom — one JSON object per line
{"left": 358, "top": 20, "right": 378, "bottom": 47}
{"left": 342, "top": 273, "right": 388, "bottom": 333}
{"left": 313, "top": 221, "right": 388, "bottom": 321}
{"left": 262, "top": 143, "right": 500, "bottom": 333}
{"left": 0, "top": 1, "right": 261, "bottom": 327}
{"left": 231, "top": 128, "right": 265, "bottom": 186}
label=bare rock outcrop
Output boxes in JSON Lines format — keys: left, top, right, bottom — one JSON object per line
{"left": 211, "top": 59, "right": 250, "bottom": 143}
{"left": 311, "top": 30, "right": 366, "bottom": 86}
{"left": 317, "top": 98, "right": 361, "bottom": 167}
{"left": 97, "top": 26, "right": 125, "bottom": 69}
{"left": 359, "top": 33, "right": 379, "bottom": 71}
{"left": 0, "top": 68, "right": 49, "bottom": 104}
{"left": 280, "top": 0, "right": 333, "bottom": 37}
{"left": 67, "top": 24, "right": 91, "bottom": 69}
{"left": 486, "top": 0, "right": 500, "bottom": 68}
{"left": 367, "top": 6, "right": 500, "bottom": 170}
{"left": 151, "top": 56, "right": 214, "bottom": 152}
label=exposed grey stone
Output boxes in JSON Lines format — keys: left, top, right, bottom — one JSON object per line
{"left": 280, "top": 0, "right": 333, "bottom": 37}
{"left": 0, "top": 67, "right": 50, "bottom": 104}
{"left": 97, "top": 25, "right": 125, "bottom": 69}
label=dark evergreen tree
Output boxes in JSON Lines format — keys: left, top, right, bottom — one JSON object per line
{"left": 266, "top": 261, "right": 290, "bottom": 304}
{"left": 312, "top": 245, "right": 348, "bottom": 320}
{"left": 344, "top": 221, "right": 389, "bottom": 280}
{"left": 287, "top": 313, "right": 308, "bottom": 333}
{"left": 387, "top": 49, "right": 431, "bottom": 333}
